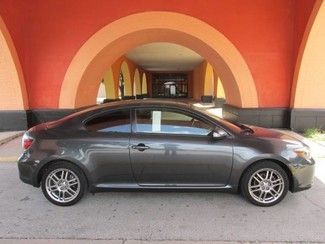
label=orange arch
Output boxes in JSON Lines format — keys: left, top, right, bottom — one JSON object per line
{"left": 0, "top": 16, "right": 28, "bottom": 110}
{"left": 59, "top": 11, "right": 258, "bottom": 108}
{"left": 291, "top": 0, "right": 325, "bottom": 108}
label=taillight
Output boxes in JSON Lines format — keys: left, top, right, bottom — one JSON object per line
{"left": 22, "top": 134, "right": 34, "bottom": 150}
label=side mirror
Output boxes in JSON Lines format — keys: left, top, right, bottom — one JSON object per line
{"left": 212, "top": 128, "right": 228, "bottom": 140}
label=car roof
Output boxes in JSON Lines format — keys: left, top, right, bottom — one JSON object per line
{"left": 103, "top": 99, "right": 189, "bottom": 107}
{"left": 81, "top": 99, "right": 191, "bottom": 113}
{"left": 61, "top": 99, "right": 192, "bottom": 123}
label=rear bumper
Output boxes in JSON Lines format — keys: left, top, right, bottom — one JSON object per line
{"left": 17, "top": 152, "right": 40, "bottom": 187}
{"left": 18, "top": 161, "right": 35, "bottom": 185}
{"left": 290, "top": 157, "right": 315, "bottom": 192}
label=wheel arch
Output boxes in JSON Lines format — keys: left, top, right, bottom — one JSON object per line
{"left": 238, "top": 157, "right": 294, "bottom": 193}
{"left": 35, "top": 158, "right": 92, "bottom": 190}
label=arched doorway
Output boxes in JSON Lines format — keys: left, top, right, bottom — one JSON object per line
{"left": 102, "top": 68, "right": 116, "bottom": 99}
{"left": 59, "top": 11, "right": 258, "bottom": 108}
{"left": 133, "top": 69, "right": 141, "bottom": 98}
{"left": 142, "top": 73, "right": 148, "bottom": 96}
{"left": 203, "top": 62, "right": 214, "bottom": 101}
{"left": 119, "top": 61, "right": 132, "bottom": 99}
{"left": 96, "top": 81, "right": 106, "bottom": 104}
{"left": 216, "top": 77, "right": 226, "bottom": 100}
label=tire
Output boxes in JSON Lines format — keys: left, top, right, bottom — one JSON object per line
{"left": 240, "top": 161, "right": 289, "bottom": 207}
{"left": 41, "top": 161, "right": 87, "bottom": 206}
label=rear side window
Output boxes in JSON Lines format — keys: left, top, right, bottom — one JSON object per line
{"left": 85, "top": 109, "right": 131, "bottom": 133}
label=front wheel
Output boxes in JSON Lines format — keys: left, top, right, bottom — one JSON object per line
{"left": 41, "top": 161, "right": 86, "bottom": 206}
{"left": 240, "top": 161, "right": 289, "bottom": 207}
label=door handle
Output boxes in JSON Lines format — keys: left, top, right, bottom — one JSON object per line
{"left": 131, "top": 143, "right": 150, "bottom": 152}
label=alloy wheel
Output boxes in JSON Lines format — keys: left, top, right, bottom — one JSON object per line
{"left": 45, "top": 168, "right": 81, "bottom": 203}
{"left": 248, "top": 168, "right": 285, "bottom": 204}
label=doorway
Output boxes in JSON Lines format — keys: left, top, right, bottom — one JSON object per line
{"left": 152, "top": 73, "right": 188, "bottom": 98}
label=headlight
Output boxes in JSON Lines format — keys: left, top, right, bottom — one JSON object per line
{"left": 294, "top": 147, "right": 311, "bottom": 160}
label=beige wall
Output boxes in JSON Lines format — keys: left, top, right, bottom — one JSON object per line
{"left": 291, "top": 0, "right": 325, "bottom": 109}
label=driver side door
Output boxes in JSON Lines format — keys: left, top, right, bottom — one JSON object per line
{"left": 130, "top": 107, "right": 233, "bottom": 187}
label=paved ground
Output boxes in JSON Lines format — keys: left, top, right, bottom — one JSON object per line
{"left": 0, "top": 135, "right": 23, "bottom": 162}
{"left": 0, "top": 131, "right": 24, "bottom": 146}
{"left": 0, "top": 137, "right": 325, "bottom": 243}
{"left": 0, "top": 240, "right": 279, "bottom": 244}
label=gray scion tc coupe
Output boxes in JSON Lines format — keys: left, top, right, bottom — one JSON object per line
{"left": 18, "top": 100, "right": 315, "bottom": 206}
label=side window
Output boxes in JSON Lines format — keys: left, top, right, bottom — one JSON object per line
{"left": 85, "top": 109, "right": 131, "bottom": 133}
{"left": 135, "top": 109, "right": 214, "bottom": 136}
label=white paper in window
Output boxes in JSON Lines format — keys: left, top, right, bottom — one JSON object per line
{"left": 152, "top": 111, "right": 161, "bottom": 132}
{"left": 170, "top": 85, "right": 176, "bottom": 95}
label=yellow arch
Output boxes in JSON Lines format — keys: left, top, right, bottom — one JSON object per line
{"left": 216, "top": 77, "right": 226, "bottom": 99}
{"left": 120, "top": 61, "right": 132, "bottom": 97}
{"left": 291, "top": 0, "right": 325, "bottom": 108}
{"left": 204, "top": 63, "right": 214, "bottom": 96}
{"left": 59, "top": 11, "right": 258, "bottom": 108}
{"left": 0, "top": 16, "right": 28, "bottom": 110}
{"left": 103, "top": 68, "right": 116, "bottom": 99}
{"left": 133, "top": 69, "right": 141, "bottom": 95}
{"left": 142, "top": 73, "right": 148, "bottom": 95}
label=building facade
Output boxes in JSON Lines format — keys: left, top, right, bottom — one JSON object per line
{"left": 0, "top": 0, "right": 324, "bottom": 131}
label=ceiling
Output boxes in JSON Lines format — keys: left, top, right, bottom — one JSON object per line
{"left": 125, "top": 42, "right": 204, "bottom": 72}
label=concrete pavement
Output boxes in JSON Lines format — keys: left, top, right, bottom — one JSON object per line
{"left": 0, "top": 240, "right": 248, "bottom": 244}
{"left": 0, "top": 131, "right": 24, "bottom": 146}
{"left": 0, "top": 240, "right": 295, "bottom": 244}
{"left": 0, "top": 137, "right": 325, "bottom": 243}
{"left": 0, "top": 135, "right": 23, "bottom": 162}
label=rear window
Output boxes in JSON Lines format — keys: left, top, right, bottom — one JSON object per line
{"left": 85, "top": 109, "right": 131, "bottom": 133}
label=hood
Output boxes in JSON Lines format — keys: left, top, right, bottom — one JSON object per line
{"left": 249, "top": 126, "right": 307, "bottom": 147}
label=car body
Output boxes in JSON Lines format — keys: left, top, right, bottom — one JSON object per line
{"left": 18, "top": 99, "right": 315, "bottom": 206}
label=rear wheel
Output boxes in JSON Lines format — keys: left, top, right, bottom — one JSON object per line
{"left": 240, "top": 161, "right": 289, "bottom": 207}
{"left": 41, "top": 161, "right": 86, "bottom": 206}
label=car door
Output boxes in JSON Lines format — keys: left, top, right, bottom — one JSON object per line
{"left": 130, "top": 107, "right": 233, "bottom": 187}
{"left": 83, "top": 108, "right": 135, "bottom": 186}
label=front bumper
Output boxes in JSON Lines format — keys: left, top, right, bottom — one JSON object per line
{"left": 290, "top": 157, "right": 315, "bottom": 192}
